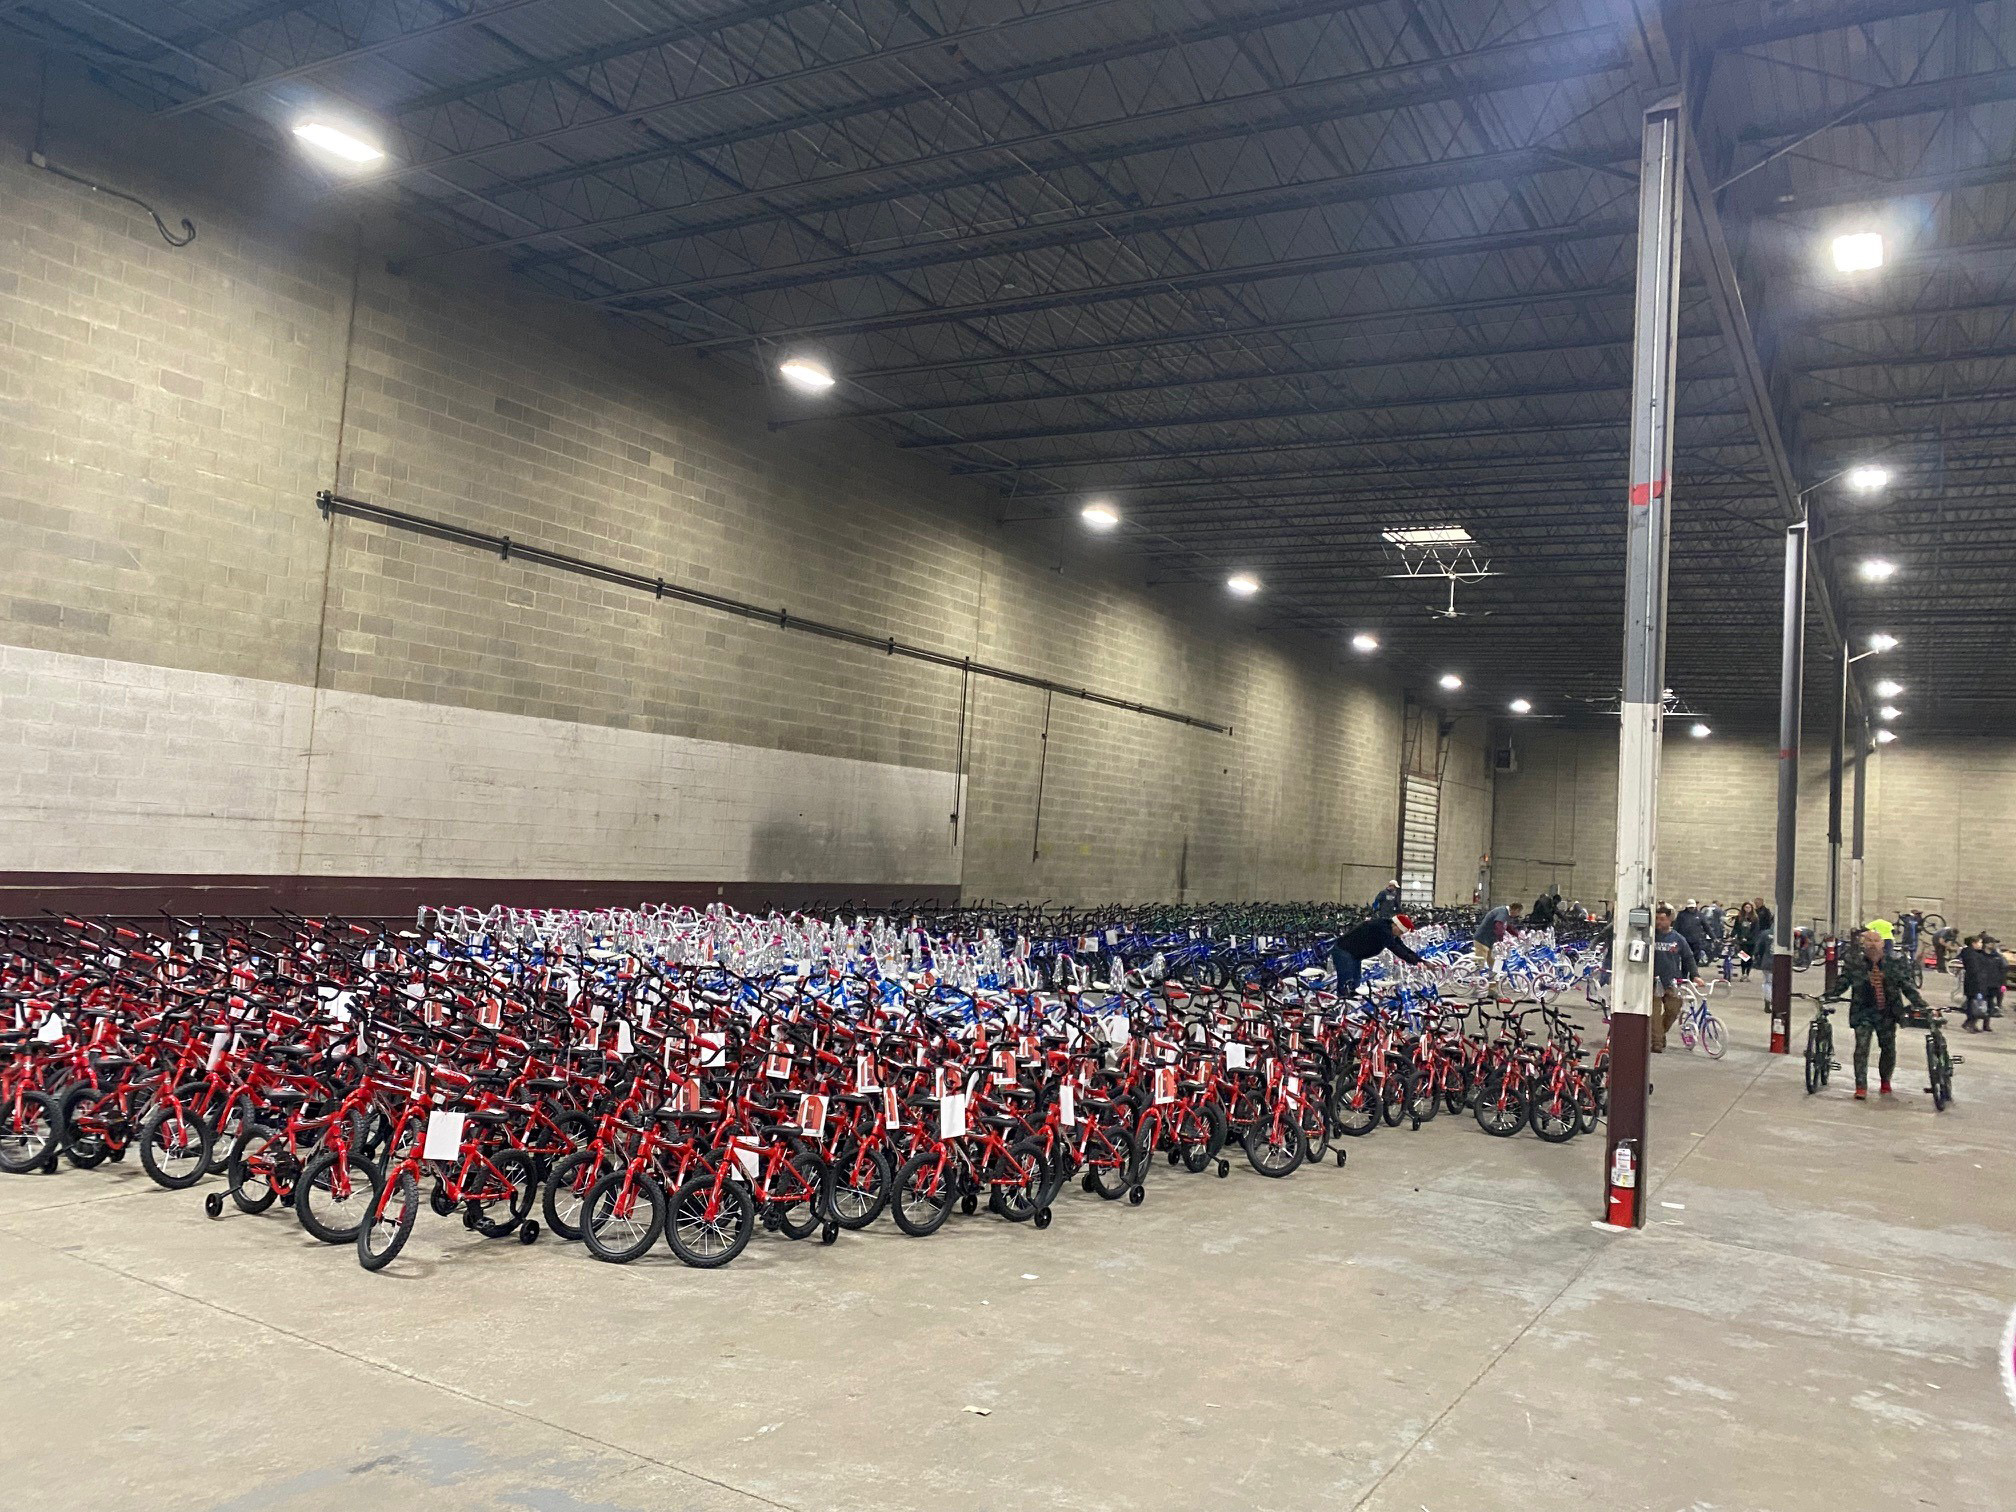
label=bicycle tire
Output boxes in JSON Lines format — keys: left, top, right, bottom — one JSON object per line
{"left": 1474, "top": 1073, "right": 1526, "bottom": 1137}
{"left": 225, "top": 1123, "right": 282, "bottom": 1214}
{"left": 770, "top": 1138, "right": 831, "bottom": 1240}
{"left": 540, "top": 1145, "right": 609, "bottom": 1242}
{"left": 58, "top": 1086, "right": 112, "bottom": 1168}
{"left": 890, "top": 1152, "right": 954, "bottom": 1237}
{"left": 1701, "top": 1016, "right": 1728, "bottom": 1061}
{"left": 1332, "top": 1078, "right": 1381, "bottom": 1137}
{"left": 581, "top": 1170, "right": 666, "bottom": 1262}
{"left": 1241, "top": 1115, "right": 1305, "bottom": 1177}
{"left": 666, "top": 1173, "right": 753, "bottom": 1267}
{"left": 1086, "top": 1125, "right": 1139, "bottom": 1199}
{"left": 296, "top": 1146, "right": 376, "bottom": 1244}
{"left": 137, "top": 1102, "right": 212, "bottom": 1190}
{"left": 472, "top": 1149, "right": 537, "bottom": 1237}
{"left": 0, "top": 1090, "right": 61, "bottom": 1173}
{"left": 357, "top": 1168, "right": 419, "bottom": 1272}
{"left": 996, "top": 1138, "right": 1047, "bottom": 1222}
{"left": 828, "top": 1141, "right": 892, "bottom": 1229}
{"left": 1380, "top": 1068, "right": 1411, "bottom": 1128}
{"left": 1298, "top": 1087, "right": 1333, "bottom": 1162}
{"left": 1803, "top": 1023, "right": 1822, "bottom": 1094}
{"left": 1528, "top": 1085, "right": 1578, "bottom": 1143}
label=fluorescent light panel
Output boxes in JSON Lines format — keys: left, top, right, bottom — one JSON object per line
{"left": 1383, "top": 526, "right": 1473, "bottom": 547}
{"left": 292, "top": 119, "right": 384, "bottom": 164}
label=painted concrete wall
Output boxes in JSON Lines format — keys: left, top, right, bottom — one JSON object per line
{"left": 0, "top": 53, "right": 1404, "bottom": 909}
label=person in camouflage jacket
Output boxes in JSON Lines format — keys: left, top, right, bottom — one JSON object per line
{"left": 1822, "top": 929, "right": 1926, "bottom": 1099}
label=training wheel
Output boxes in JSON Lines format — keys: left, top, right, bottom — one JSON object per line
{"left": 1335, "top": 1149, "right": 1347, "bottom": 1168}
{"left": 1166, "top": 1149, "right": 1180, "bottom": 1166}
{"left": 820, "top": 1219, "right": 839, "bottom": 1245}
{"left": 41, "top": 1154, "right": 59, "bottom": 1175}
{"left": 519, "top": 1220, "right": 540, "bottom": 1245}
{"left": 461, "top": 1204, "right": 482, "bottom": 1230}
{"left": 1216, "top": 1160, "right": 1230, "bottom": 1179}
{"left": 1033, "top": 1206, "right": 1052, "bottom": 1229}
{"left": 1127, "top": 1185, "right": 1145, "bottom": 1206}
{"left": 204, "top": 1192, "right": 225, "bottom": 1219}
{"left": 960, "top": 1193, "right": 978, "bottom": 1216}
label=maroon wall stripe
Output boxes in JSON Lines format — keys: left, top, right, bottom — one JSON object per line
{"left": 0, "top": 873, "right": 957, "bottom": 921}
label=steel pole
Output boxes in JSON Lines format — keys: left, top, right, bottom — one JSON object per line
{"left": 1770, "top": 522, "right": 1808, "bottom": 1054}
{"left": 1826, "top": 643, "right": 1846, "bottom": 991}
{"left": 1850, "top": 718, "right": 1868, "bottom": 928}
{"left": 1603, "top": 96, "right": 1684, "bottom": 1231}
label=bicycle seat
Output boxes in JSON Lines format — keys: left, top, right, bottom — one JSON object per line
{"left": 652, "top": 1106, "right": 723, "bottom": 1125}
{"left": 1178, "top": 1079, "right": 1207, "bottom": 1094}
{"left": 89, "top": 1056, "right": 135, "bottom": 1073}
{"left": 523, "top": 1077, "right": 565, "bottom": 1094}
{"left": 979, "top": 1113, "right": 1023, "bottom": 1131}
{"left": 464, "top": 1108, "right": 511, "bottom": 1125}
{"left": 263, "top": 1088, "right": 309, "bottom": 1107}
{"left": 832, "top": 1092, "right": 878, "bottom": 1108}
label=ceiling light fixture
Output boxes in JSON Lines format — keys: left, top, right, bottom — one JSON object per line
{"left": 1878, "top": 705, "right": 1900, "bottom": 721}
{"left": 1845, "top": 464, "right": 1891, "bottom": 491}
{"left": 1831, "top": 231, "right": 1884, "bottom": 273}
{"left": 1080, "top": 499, "right": 1120, "bottom": 530}
{"left": 1508, "top": 698, "right": 1531, "bottom": 714}
{"left": 1867, "top": 632, "right": 1899, "bottom": 653}
{"left": 778, "top": 355, "right": 836, "bottom": 393}
{"left": 292, "top": 119, "right": 385, "bottom": 166}
{"left": 1438, "top": 673, "right": 1463, "bottom": 691}
{"left": 1859, "top": 557, "right": 1897, "bottom": 582}
{"left": 1382, "top": 525, "right": 1474, "bottom": 547}
{"left": 1226, "top": 572, "right": 1260, "bottom": 597}
{"left": 1690, "top": 723, "right": 1711, "bottom": 739}
{"left": 1874, "top": 679, "right": 1903, "bottom": 699}
{"left": 1350, "top": 632, "right": 1380, "bottom": 653}
{"left": 1875, "top": 728, "right": 1898, "bottom": 744}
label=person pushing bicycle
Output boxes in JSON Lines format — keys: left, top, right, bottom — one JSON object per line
{"left": 1822, "top": 928, "right": 1925, "bottom": 1100}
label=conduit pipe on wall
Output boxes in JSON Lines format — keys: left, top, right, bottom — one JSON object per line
{"left": 314, "top": 492, "right": 1232, "bottom": 735}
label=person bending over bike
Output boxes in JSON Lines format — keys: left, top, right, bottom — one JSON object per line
{"left": 1650, "top": 906, "right": 1701, "bottom": 1054}
{"left": 1330, "top": 913, "right": 1422, "bottom": 994}
{"left": 1473, "top": 900, "right": 1522, "bottom": 969}
{"left": 1823, "top": 928, "right": 1926, "bottom": 1099}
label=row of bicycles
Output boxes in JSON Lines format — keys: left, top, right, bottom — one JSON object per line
{"left": 0, "top": 906, "right": 1615, "bottom": 1274}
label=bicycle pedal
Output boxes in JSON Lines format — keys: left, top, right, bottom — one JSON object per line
{"left": 1949, "top": 1056, "right": 1965, "bottom": 1065}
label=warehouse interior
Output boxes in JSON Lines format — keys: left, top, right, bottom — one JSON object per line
{"left": 2, "top": 1, "right": 2014, "bottom": 1509}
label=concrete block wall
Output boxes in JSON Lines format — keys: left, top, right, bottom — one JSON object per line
{"left": 1489, "top": 723, "right": 2016, "bottom": 938}
{"left": 1434, "top": 716, "right": 1494, "bottom": 907}
{"left": 0, "top": 52, "right": 1405, "bottom": 912}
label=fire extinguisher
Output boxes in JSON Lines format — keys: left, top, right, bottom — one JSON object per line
{"left": 1607, "top": 1138, "right": 1639, "bottom": 1228}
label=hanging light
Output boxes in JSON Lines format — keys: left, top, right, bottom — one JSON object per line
{"left": 778, "top": 355, "right": 836, "bottom": 393}
{"left": 1226, "top": 572, "right": 1260, "bottom": 597}
{"left": 1350, "top": 632, "right": 1380, "bottom": 653}
{"left": 1080, "top": 500, "right": 1120, "bottom": 530}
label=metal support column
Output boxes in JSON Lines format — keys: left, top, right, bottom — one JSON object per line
{"left": 1850, "top": 720, "right": 1868, "bottom": 929}
{"left": 1826, "top": 643, "right": 1846, "bottom": 991}
{"left": 1603, "top": 95, "right": 1684, "bottom": 1231}
{"left": 1770, "top": 523, "right": 1809, "bottom": 1054}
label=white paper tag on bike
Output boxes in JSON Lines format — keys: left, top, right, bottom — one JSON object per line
{"left": 615, "top": 1020, "right": 634, "bottom": 1056}
{"left": 1104, "top": 1013, "right": 1129, "bottom": 1044}
{"left": 1285, "top": 1074, "right": 1301, "bottom": 1098}
{"left": 206, "top": 1029, "right": 230, "bottom": 1070}
{"left": 480, "top": 996, "right": 503, "bottom": 1030}
{"left": 798, "top": 1093, "right": 827, "bottom": 1139}
{"left": 939, "top": 1092, "right": 968, "bottom": 1140}
{"left": 732, "top": 1135, "right": 761, "bottom": 1180}
{"left": 933, "top": 1067, "right": 948, "bottom": 1099}
{"left": 1154, "top": 1068, "right": 1176, "bottom": 1105}
{"left": 422, "top": 1111, "right": 466, "bottom": 1161}
{"left": 699, "top": 1031, "right": 726, "bottom": 1068}
{"left": 883, "top": 1087, "right": 902, "bottom": 1129}
{"left": 34, "top": 1012, "right": 64, "bottom": 1043}
{"left": 1059, "top": 1081, "right": 1077, "bottom": 1127}
{"left": 995, "top": 1050, "right": 1016, "bottom": 1080}
{"left": 855, "top": 1055, "right": 876, "bottom": 1092}
{"left": 1105, "top": 928, "right": 1119, "bottom": 946}
{"left": 765, "top": 1053, "right": 791, "bottom": 1080}
{"left": 1225, "top": 1043, "right": 1249, "bottom": 1070}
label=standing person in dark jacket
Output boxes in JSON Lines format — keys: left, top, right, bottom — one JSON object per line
{"left": 1823, "top": 928, "right": 1926, "bottom": 1098}
{"left": 1673, "top": 901, "right": 1711, "bottom": 962}
{"left": 1331, "top": 914, "right": 1422, "bottom": 994}
{"left": 1650, "top": 906, "right": 1700, "bottom": 1053}
{"left": 1530, "top": 890, "right": 1558, "bottom": 928}
{"left": 1959, "top": 936, "right": 2001, "bottom": 1032}
{"left": 1370, "top": 880, "right": 1402, "bottom": 918}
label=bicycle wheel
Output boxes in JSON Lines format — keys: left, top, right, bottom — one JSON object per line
{"left": 296, "top": 1146, "right": 375, "bottom": 1244}
{"left": 357, "top": 1168, "right": 419, "bottom": 1272}
{"left": 666, "top": 1174, "right": 753, "bottom": 1267}
{"left": 581, "top": 1170, "right": 665, "bottom": 1263}
{"left": 471, "top": 1149, "right": 537, "bottom": 1237}
{"left": 1241, "top": 1114, "right": 1305, "bottom": 1177}
{"left": 137, "top": 1102, "right": 212, "bottom": 1190}
{"left": 770, "top": 1139, "right": 831, "bottom": 1240}
{"left": 1572, "top": 1077, "right": 1601, "bottom": 1135}
{"left": 1474, "top": 1072, "right": 1526, "bottom": 1137}
{"left": 1528, "top": 1084, "right": 1578, "bottom": 1143}
{"left": 1803, "top": 1023, "right": 1822, "bottom": 1094}
{"left": 1084, "top": 1124, "right": 1139, "bottom": 1199}
{"left": 203, "top": 1099, "right": 253, "bottom": 1177}
{"left": 1175, "top": 1102, "right": 1224, "bottom": 1173}
{"left": 995, "top": 1138, "right": 1046, "bottom": 1222}
{"left": 225, "top": 1123, "right": 282, "bottom": 1214}
{"left": 540, "top": 1145, "right": 609, "bottom": 1242}
{"left": 1380, "top": 1069, "right": 1412, "bottom": 1128}
{"left": 1701, "top": 1015, "right": 1728, "bottom": 1060}
{"left": 1297, "top": 1089, "right": 1332, "bottom": 1163}
{"left": 1406, "top": 1070, "right": 1441, "bottom": 1124}
{"left": 1332, "top": 1077, "right": 1381, "bottom": 1137}
{"left": 1927, "top": 1035, "right": 1952, "bottom": 1112}
{"left": 828, "top": 1141, "right": 891, "bottom": 1230}
{"left": 891, "top": 1152, "right": 955, "bottom": 1236}
{"left": 59, "top": 1087, "right": 112, "bottom": 1168}
{"left": 0, "top": 1090, "right": 61, "bottom": 1173}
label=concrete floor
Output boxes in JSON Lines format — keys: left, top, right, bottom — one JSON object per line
{"left": 4, "top": 998, "right": 2012, "bottom": 1512}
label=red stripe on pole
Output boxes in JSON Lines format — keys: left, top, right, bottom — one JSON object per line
{"left": 1628, "top": 477, "right": 1665, "bottom": 506}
